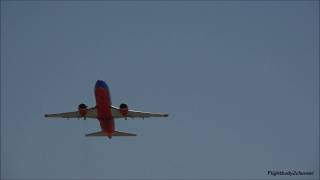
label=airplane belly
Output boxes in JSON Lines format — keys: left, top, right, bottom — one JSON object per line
{"left": 99, "top": 119, "right": 115, "bottom": 133}
{"left": 95, "top": 86, "right": 115, "bottom": 134}
{"left": 95, "top": 87, "right": 113, "bottom": 119}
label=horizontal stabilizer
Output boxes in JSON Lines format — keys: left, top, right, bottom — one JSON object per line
{"left": 85, "top": 131, "right": 136, "bottom": 137}
{"left": 85, "top": 131, "right": 107, "bottom": 136}
{"left": 113, "top": 131, "right": 136, "bottom": 136}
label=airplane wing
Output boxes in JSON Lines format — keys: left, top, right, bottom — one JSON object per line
{"left": 111, "top": 106, "right": 169, "bottom": 119}
{"left": 44, "top": 107, "right": 97, "bottom": 119}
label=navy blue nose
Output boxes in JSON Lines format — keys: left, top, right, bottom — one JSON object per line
{"left": 95, "top": 80, "right": 108, "bottom": 89}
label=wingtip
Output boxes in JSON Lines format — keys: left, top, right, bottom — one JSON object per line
{"left": 44, "top": 114, "right": 48, "bottom": 117}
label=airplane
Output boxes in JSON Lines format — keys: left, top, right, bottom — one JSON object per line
{"left": 44, "top": 80, "right": 169, "bottom": 139}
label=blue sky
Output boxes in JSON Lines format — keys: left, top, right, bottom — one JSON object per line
{"left": 1, "top": 1, "right": 319, "bottom": 179}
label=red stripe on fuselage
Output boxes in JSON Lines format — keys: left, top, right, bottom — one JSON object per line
{"left": 95, "top": 87, "right": 114, "bottom": 135}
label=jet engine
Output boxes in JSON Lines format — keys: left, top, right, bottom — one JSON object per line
{"left": 119, "top": 103, "right": 129, "bottom": 117}
{"left": 78, "top": 103, "right": 88, "bottom": 119}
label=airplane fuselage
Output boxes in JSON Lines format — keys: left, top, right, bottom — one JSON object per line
{"left": 95, "top": 80, "right": 114, "bottom": 138}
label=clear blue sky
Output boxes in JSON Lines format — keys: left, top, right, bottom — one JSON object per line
{"left": 1, "top": 1, "right": 319, "bottom": 179}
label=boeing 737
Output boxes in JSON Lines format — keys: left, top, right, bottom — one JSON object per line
{"left": 44, "top": 80, "right": 169, "bottom": 139}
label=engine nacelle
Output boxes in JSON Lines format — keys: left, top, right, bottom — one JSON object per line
{"left": 78, "top": 103, "right": 88, "bottom": 118}
{"left": 119, "top": 103, "right": 129, "bottom": 117}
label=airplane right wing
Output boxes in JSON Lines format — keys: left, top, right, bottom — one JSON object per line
{"left": 111, "top": 106, "right": 169, "bottom": 119}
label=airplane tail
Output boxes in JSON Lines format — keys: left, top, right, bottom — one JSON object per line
{"left": 85, "top": 130, "right": 137, "bottom": 137}
{"left": 113, "top": 131, "right": 137, "bottom": 136}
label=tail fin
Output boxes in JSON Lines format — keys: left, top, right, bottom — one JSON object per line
{"left": 85, "top": 130, "right": 136, "bottom": 137}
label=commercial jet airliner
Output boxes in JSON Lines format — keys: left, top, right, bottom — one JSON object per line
{"left": 44, "top": 80, "right": 169, "bottom": 139}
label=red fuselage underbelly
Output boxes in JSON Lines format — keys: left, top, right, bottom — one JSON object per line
{"left": 95, "top": 87, "right": 114, "bottom": 134}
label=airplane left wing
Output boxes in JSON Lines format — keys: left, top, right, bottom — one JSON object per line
{"left": 111, "top": 106, "right": 169, "bottom": 119}
{"left": 44, "top": 107, "right": 97, "bottom": 119}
